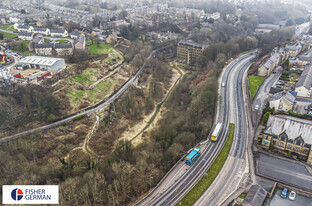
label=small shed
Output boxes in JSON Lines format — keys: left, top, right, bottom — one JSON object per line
{"left": 242, "top": 185, "right": 267, "bottom": 206}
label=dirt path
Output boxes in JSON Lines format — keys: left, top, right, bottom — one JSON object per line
{"left": 118, "top": 63, "right": 185, "bottom": 147}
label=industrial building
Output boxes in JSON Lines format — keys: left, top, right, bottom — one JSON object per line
{"left": 18, "top": 56, "right": 66, "bottom": 74}
{"left": 177, "top": 40, "right": 208, "bottom": 65}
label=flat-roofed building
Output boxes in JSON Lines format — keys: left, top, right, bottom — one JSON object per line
{"left": 177, "top": 40, "right": 208, "bottom": 65}
{"left": 18, "top": 56, "right": 66, "bottom": 74}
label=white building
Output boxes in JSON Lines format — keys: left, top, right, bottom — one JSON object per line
{"left": 295, "top": 66, "right": 312, "bottom": 97}
{"left": 17, "top": 25, "right": 34, "bottom": 33}
{"left": 33, "top": 28, "right": 50, "bottom": 36}
{"left": 18, "top": 56, "right": 66, "bottom": 74}
{"left": 269, "top": 90, "right": 297, "bottom": 112}
{"left": 18, "top": 32, "right": 34, "bottom": 40}
{"left": 50, "top": 29, "right": 68, "bottom": 37}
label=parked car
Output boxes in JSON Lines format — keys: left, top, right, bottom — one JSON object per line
{"left": 276, "top": 85, "right": 282, "bottom": 88}
{"left": 289, "top": 191, "right": 296, "bottom": 200}
{"left": 305, "top": 106, "right": 309, "bottom": 110}
{"left": 281, "top": 188, "right": 288, "bottom": 198}
{"left": 255, "top": 105, "right": 259, "bottom": 110}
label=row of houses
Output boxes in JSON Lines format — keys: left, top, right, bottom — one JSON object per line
{"left": 34, "top": 43, "right": 73, "bottom": 56}
{"left": 262, "top": 114, "right": 312, "bottom": 165}
{"left": 15, "top": 24, "right": 69, "bottom": 37}
{"left": 258, "top": 36, "right": 312, "bottom": 77}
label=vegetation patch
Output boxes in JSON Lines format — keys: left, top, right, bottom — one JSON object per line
{"left": 87, "top": 41, "right": 113, "bottom": 55}
{"left": 0, "top": 31, "right": 17, "bottom": 39}
{"left": 179, "top": 123, "right": 235, "bottom": 206}
{"left": 0, "top": 24, "right": 16, "bottom": 31}
{"left": 73, "top": 115, "right": 86, "bottom": 121}
{"left": 56, "top": 40, "right": 70, "bottom": 44}
{"left": 68, "top": 68, "right": 100, "bottom": 86}
{"left": 248, "top": 76, "right": 264, "bottom": 99}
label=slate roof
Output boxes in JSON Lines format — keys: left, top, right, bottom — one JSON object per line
{"left": 242, "top": 185, "right": 267, "bottom": 206}
{"left": 70, "top": 31, "right": 80, "bottom": 36}
{"left": 178, "top": 40, "right": 208, "bottom": 50}
{"left": 17, "top": 25, "right": 32, "bottom": 29}
{"left": 263, "top": 52, "right": 280, "bottom": 69}
{"left": 34, "top": 43, "right": 53, "bottom": 48}
{"left": 33, "top": 27, "right": 49, "bottom": 32}
{"left": 51, "top": 29, "right": 66, "bottom": 34}
{"left": 264, "top": 115, "right": 312, "bottom": 145}
{"left": 54, "top": 43, "right": 72, "bottom": 48}
{"left": 295, "top": 66, "right": 312, "bottom": 90}
{"left": 18, "top": 32, "right": 33, "bottom": 37}
{"left": 270, "top": 90, "right": 297, "bottom": 103}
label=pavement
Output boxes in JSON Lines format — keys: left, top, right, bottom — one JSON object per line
{"left": 251, "top": 67, "right": 282, "bottom": 126}
{"left": 256, "top": 153, "right": 312, "bottom": 192}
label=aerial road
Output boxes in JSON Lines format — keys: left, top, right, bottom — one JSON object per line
{"left": 143, "top": 53, "right": 256, "bottom": 206}
{"left": 0, "top": 48, "right": 161, "bottom": 144}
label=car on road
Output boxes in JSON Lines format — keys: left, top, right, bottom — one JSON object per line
{"left": 222, "top": 82, "right": 225, "bottom": 87}
{"left": 281, "top": 188, "right": 288, "bottom": 198}
{"left": 273, "top": 70, "right": 276, "bottom": 74}
{"left": 255, "top": 105, "right": 259, "bottom": 110}
{"left": 289, "top": 191, "right": 296, "bottom": 200}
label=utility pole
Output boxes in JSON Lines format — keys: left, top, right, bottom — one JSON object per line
{"left": 149, "top": 176, "right": 153, "bottom": 191}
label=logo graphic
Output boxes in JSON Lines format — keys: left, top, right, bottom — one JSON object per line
{"left": 11, "top": 188, "right": 23, "bottom": 201}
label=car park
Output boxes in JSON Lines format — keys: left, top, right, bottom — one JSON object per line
{"left": 289, "top": 191, "right": 296, "bottom": 201}
{"left": 281, "top": 188, "right": 288, "bottom": 198}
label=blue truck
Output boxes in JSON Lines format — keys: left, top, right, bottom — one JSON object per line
{"left": 185, "top": 147, "right": 201, "bottom": 165}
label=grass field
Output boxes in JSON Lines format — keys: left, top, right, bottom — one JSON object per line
{"left": 0, "top": 31, "right": 17, "bottom": 39}
{"left": 0, "top": 24, "right": 16, "bottom": 31}
{"left": 44, "top": 38, "right": 51, "bottom": 43}
{"left": 56, "top": 39, "right": 69, "bottom": 44}
{"left": 87, "top": 41, "right": 113, "bottom": 55}
{"left": 179, "top": 123, "right": 235, "bottom": 206}
{"left": 248, "top": 76, "right": 264, "bottom": 99}
{"left": 68, "top": 68, "right": 100, "bottom": 86}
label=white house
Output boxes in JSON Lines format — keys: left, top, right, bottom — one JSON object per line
{"left": 18, "top": 32, "right": 34, "bottom": 41}
{"left": 17, "top": 25, "right": 34, "bottom": 33}
{"left": 70, "top": 31, "right": 81, "bottom": 39}
{"left": 33, "top": 28, "right": 50, "bottom": 36}
{"left": 55, "top": 43, "right": 73, "bottom": 56}
{"left": 50, "top": 29, "right": 68, "bottom": 37}
{"left": 295, "top": 66, "right": 312, "bottom": 97}
{"left": 269, "top": 90, "right": 297, "bottom": 112}
{"left": 34, "top": 43, "right": 53, "bottom": 56}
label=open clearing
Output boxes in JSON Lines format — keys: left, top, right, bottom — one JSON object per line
{"left": 0, "top": 24, "right": 16, "bottom": 31}
{"left": 248, "top": 75, "right": 264, "bottom": 99}
{"left": 87, "top": 41, "right": 113, "bottom": 55}
{"left": 0, "top": 31, "right": 17, "bottom": 39}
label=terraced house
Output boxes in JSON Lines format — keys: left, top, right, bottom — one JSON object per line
{"left": 177, "top": 40, "right": 208, "bottom": 65}
{"left": 262, "top": 115, "right": 312, "bottom": 165}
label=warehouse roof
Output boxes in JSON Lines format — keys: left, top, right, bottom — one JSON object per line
{"left": 19, "top": 56, "right": 64, "bottom": 66}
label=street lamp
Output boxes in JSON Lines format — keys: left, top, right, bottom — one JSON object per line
{"left": 149, "top": 176, "right": 153, "bottom": 191}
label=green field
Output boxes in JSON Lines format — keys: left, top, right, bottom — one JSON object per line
{"left": 0, "top": 31, "right": 17, "bottom": 39}
{"left": 248, "top": 76, "right": 264, "bottom": 99}
{"left": 56, "top": 39, "right": 69, "bottom": 44}
{"left": 179, "top": 123, "right": 235, "bottom": 206}
{"left": 0, "top": 24, "right": 16, "bottom": 31}
{"left": 44, "top": 38, "right": 51, "bottom": 43}
{"left": 87, "top": 41, "right": 113, "bottom": 55}
{"left": 68, "top": 68, "right": 100, "bottom": 86}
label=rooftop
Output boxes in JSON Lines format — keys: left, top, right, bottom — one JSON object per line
{"left": 19, "top": 56, "right": 64, "bottom": 66}
{"left": 242, "top": 184, "right": 267, "bottom": 206}
{"left": 178, "top": 40, "right": 208, "bottom": 49}
{"left": 270, "top": 90, "right": 297, "bottom": 103}
{"left": 295, "top": 66, "right": 312, "bottom": 89}
{"left": 264, "top": 115, "right": 312, "bottom": 145}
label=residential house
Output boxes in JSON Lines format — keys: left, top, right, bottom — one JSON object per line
{"left": 50, "top": 29, "right": 68, "bottom": 37}
{"left": 75, "top": 34, "right": 86, "bottom": 51}
{"left": 106, "top": 32, "right": 117, "bottom": 44}
{"left": 33, "top": 28, "right": 50, "bottom": 36}
{"left": 34, "top": 43, "right": 53, "bottom": 56}
{"left": 269, "top": 90, "right": 297, "bottom": 112}
{"left": 55, "top": 43, "right": 73, "bottom": 56}
{"left": 284, "top": 43, "right": 302, "bottom": 58}
{"left": 295, "top": 66, "right": 312, "bottom": 97}
{"left": 70, "top": 31, "right": 81, "bottom": 39}
{"left": 28, "top": 34, "right": 44, "bottom": 51}
{"left": 17, "top": 25, "right": 34, "bottom": 33}
{"left": 262, "top": 115, "right": 312, "bottom": 164}
{"left": 18, "top": 32, "right": 34, "bottom": 41}
{"left": 177, "top": 40, "right": 208, "bottom": 65}
{"left": 258, "top": 52, "right": 281, "bottom": 77}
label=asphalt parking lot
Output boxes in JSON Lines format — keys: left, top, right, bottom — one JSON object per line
{"left": 256, "top": 153, "right": 312, "bottom": 192}
{"left": 269, "top": 188, "right": 312, "bottom": 206}
{"left": 293, "top": 101, "right": 312, "bottom": 114}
